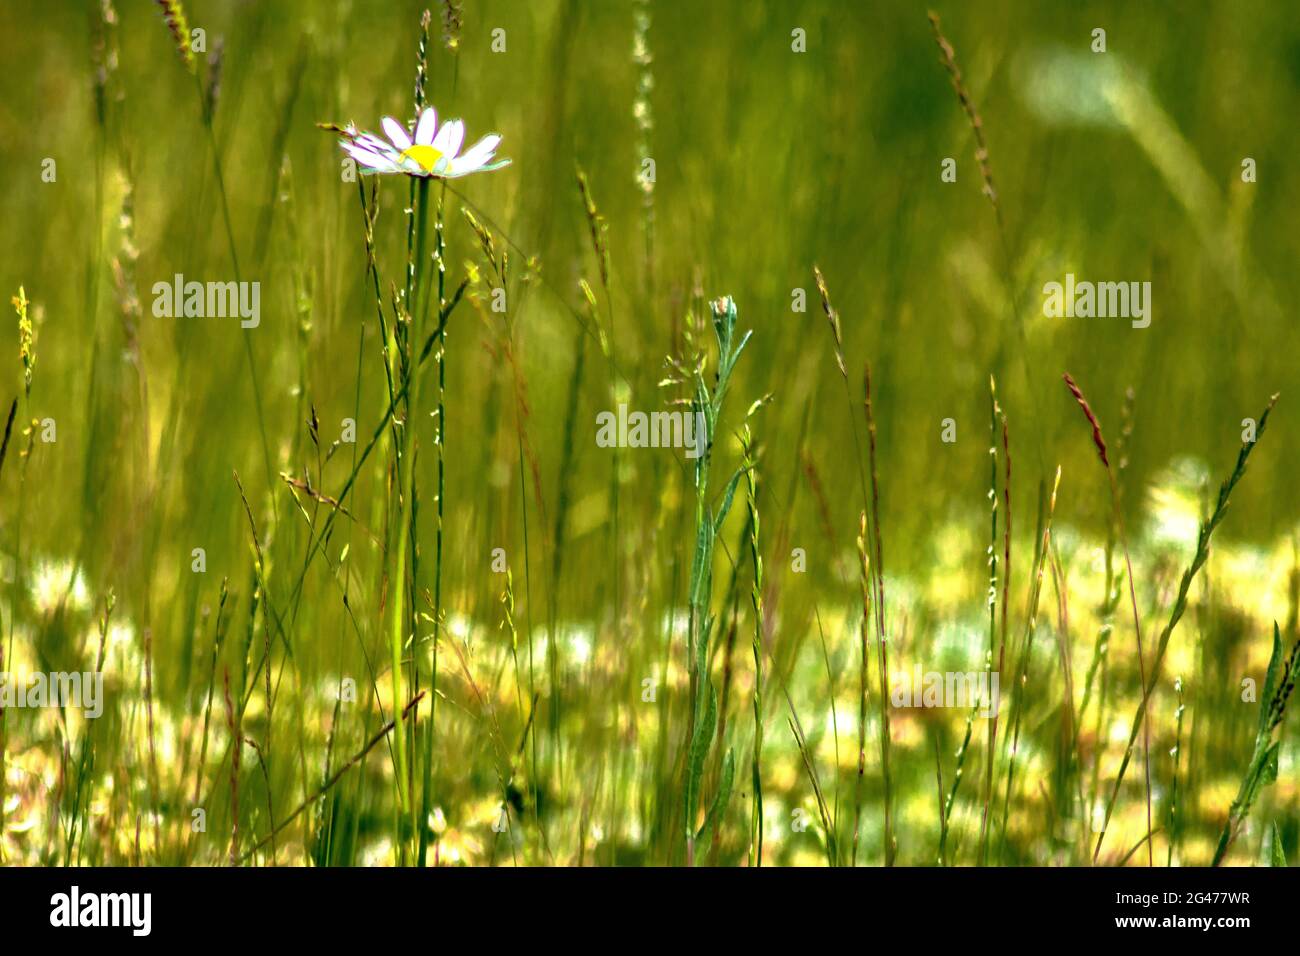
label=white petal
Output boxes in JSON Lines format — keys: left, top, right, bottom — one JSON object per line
{"left": 432, "top": 119, "right": 464, "bottom": 158}
{"left": 381, "top": 116, "right": 412, "bottom": 150}
{"left": 448, "top": 157, "right": 511, "bottom": 178}
{"left": 343, "top": 143, "right": 398, "bottom": 172}
{"left": 447, "top": 160, "right": 482, "bottom": 177}
{"left": 340, "top": 141, "right": 377, "bottom": 162}
{"left": 455, "top": 134, "right": 501, "bottom": 169}
{"left": 414, "top": 107, "right": 437, "bottom": 145}
{"left": 356, "top": 133, "right": 399, "bottom": 158}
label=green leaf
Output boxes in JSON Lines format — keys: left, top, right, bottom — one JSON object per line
{"left": 715, "top": 329, "right": 752, "bottom": 410}
{"left": 688, "top": 520, "right": 712, "bottom": 608}
{"left": 695, "top": 613, "right": 716, "bottom": 691}
{"left": 730, "top": 328, "right": 753, "bottom": 368}
{"left": 1261, "top": 741, "right": 1280, "bottom": 786}
{"left": 714, "top": 468, "right": 743, "bottom": 536}
{"left": 685, "top": 683, "right": 719, "bottom": 829}
{"left": 1259, "top": 622, "right": 1284, "bottom": 736}
{"left": 1270, "top": 821, "right": 1287, "bottom": 867}
{"left": 697, "top": 747, "right": 736, "bottom": 845}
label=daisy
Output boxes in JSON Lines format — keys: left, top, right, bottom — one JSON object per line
{"left": 339, "top": 106, "right": 510, "bottom": 179}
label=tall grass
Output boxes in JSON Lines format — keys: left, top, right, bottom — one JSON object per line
{"left": 0, "top": 0, "right": 1294, "bottom": 871}
{"left": 1093, "top": 392, "right": 1280, "bottom": 861}
{"left": 672, "top": 295, "right": 749, "bottom": 865}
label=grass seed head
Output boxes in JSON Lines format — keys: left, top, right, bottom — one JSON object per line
{"left": 927, "top": 10, "right": 998, "bottom": 208}
{"left": 1063, "top": 372, "right": 1109, "bottom": 468}
{"left": 155, "top": 0, "right": 195, "bottom": 73}
{"left": 12, "top": 285, "right": 33, "bottom": 398}
{"left": 441, "top": 0, "right": 463, "bottom": 52}
{"left": 812, "top": 265, "right": 846, "bottom": 378}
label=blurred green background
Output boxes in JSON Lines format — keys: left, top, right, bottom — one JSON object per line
{"left": 0, "top": 0, "right": 1297, "bottom": 865}
{"left": 2, "top": 0, "right": 1297, "bottom": 567}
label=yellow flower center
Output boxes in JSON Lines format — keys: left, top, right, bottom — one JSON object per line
{"left": 398, "top": 144, "right": 445, "bottom": 173}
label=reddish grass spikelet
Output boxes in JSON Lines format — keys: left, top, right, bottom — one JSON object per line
{"left": 1064, "top": 371, "right": 1157, "bottom": 864}
{"left": 155, "top": 0, "right": 195, "bottom": 73}
{"left": 1063, "top": 372, "right": 1109, "bottom": 467}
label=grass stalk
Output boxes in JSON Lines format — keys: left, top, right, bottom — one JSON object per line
{"left": 1094, "top": 392, "right": 1279, "bottom": 862}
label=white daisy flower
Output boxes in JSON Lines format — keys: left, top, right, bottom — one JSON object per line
{"left": 338, "top": 106, "right": 510, "bottom": 179}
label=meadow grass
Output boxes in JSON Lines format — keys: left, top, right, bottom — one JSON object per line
{"left": 0, "top": 0, "right": 1296, "bottom": 868}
